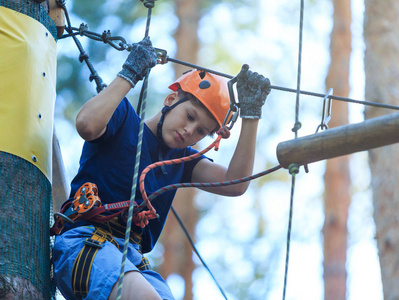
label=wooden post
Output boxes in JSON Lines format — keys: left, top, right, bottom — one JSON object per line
{"left": 48, "top": 0, "right": 65, "bottom": 37}
{"left": 276, "top": 112, "right": 399, "bottom": 168}
{"left": 52, "top": 130, "right": 70, "bottom": 211}
{"left": 0, "top": 3, "right": 57, "bottom": 298}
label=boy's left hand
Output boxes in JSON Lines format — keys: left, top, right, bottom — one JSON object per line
{"left": 237, "top": 64, "right": 271, "bottom": 119}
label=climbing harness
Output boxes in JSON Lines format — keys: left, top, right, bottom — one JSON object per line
{"left": 70, "top": 219, "right": 150, "bottom": 298}
{"left": 50, "top": 182, "right": 157, "bottom": 236}
{"left": 71, "top": 227, "right": 119, "bottom": 298}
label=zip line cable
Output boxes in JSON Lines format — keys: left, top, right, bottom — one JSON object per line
{"left": 293, "top": 0, "right": 304, "bottom": 139}
{"left": 59, "top": 10, "right": 399, "bottom": 112}
{"left": 165, "top": 58, "right": 399, "bottom": 111}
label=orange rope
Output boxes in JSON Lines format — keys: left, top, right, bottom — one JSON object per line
{"left": 136, "top": 127, "right": 230, "bottom": 225}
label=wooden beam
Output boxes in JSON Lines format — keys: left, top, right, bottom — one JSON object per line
{"left": 276, "top": 112, "right": 399, "bottom": 169}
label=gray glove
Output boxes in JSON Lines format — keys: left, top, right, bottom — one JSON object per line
{"left": 237, "top": 64, "right": 271, "bottom": 119}
{"left": 117, "top": 37, "right": 157, "bottom": 87}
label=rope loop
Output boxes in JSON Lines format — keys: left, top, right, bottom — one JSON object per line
{"left": 214, "top": 126, "right": 230, "bottom": 151}
{"left": 291, "top": 121, "right": 302, "bottom": 133}
{"left": 138, "top": 127, "right": 231, "bottom": 220}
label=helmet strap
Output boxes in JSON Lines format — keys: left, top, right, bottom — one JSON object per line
{"left": 156, "top": 96, "right": 189, "bottom": 144}
{"left": 155, "top": 96, "right": 189, "bottom": 175}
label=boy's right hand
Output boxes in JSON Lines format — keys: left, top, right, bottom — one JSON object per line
{"left": 117, "top": 37, "right": 157, "bottom": 87}
{"left": 237, "top": 64, "right": 271, "bottom": 119}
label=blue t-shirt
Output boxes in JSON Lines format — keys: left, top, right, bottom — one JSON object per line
{"left": 67, "top": 97, "right": 206, "bottom": 253}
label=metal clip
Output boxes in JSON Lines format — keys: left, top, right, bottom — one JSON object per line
{"left": 316, "top": 88, "right": 333, "bottom": 133}
{"left": 154, "top": 48, "right": 168, "bottom": 64}
{"left": 84, "top": 238, "right": 104, "bottom": 249}
{"left": 222, "top": 77, "right": 239, "bottom": 130}
{"left": 54, "top": 211, "right": 75, "bottom": 224}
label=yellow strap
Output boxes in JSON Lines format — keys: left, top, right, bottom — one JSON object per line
{"left": 71, "top": 228, "right": 117, "bottom": 297}
{"left": 0, "top": 7, "right": 57, "bottom": 181}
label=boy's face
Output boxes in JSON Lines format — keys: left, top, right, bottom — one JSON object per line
{"left": 162, "top": 94, "right": 218, "bottom": 149}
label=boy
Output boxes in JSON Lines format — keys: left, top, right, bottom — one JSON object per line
{"left": 53, "top": 37, "right": 271, "bottom": 300}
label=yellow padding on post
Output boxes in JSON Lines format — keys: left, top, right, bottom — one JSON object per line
{"left": 0, "top": 7, "right": 57, "bottom": 181}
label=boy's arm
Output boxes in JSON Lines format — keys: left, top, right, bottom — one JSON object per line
{"left": 76, "top": 37, "right": 157, "bottom": 141}
{"left": 76, "top": 77, "right": 131, "bottom": 141}
{"left": 192, "top": 118, "right": 259, "bottom": 196}
{"left": 191, "top": 65, "right": 271, "bottom": 196}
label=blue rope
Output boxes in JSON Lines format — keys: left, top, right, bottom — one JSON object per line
{"left": 171, "top": 206, "right": 229, "bottom": 300}
{"left": 115, "top": 5, "right": 153, "bottom": 300}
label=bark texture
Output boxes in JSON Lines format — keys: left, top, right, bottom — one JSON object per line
{"left": 364, "top": 0, "right": 399, "bottom": 298}
{"left": 323, "top": 0, "right": 351, "bottom": 298}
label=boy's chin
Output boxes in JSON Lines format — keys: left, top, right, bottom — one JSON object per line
{"left": 163, "top": 139, "right": 183, "bottom": 149}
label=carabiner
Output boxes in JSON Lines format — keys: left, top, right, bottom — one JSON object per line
{"left": 222, "top": 76, "right": 239, "bottom": 130}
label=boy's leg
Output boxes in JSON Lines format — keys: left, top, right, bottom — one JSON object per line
{"left": 54, "top": 227, "right": 175, "bottom": 300}
{"left": 53, "top": 226, "right": 143, "bottom": 300}
{"left": 108, "top": 271, "right": 161, "bottom": 300}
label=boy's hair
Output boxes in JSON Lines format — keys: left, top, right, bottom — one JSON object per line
{"left": 176, "top": 88, "right": 220, "bottom": 136}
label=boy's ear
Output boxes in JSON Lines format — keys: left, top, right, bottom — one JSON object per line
{"left": 163, "top": 92, "right": 179, "bottom": 106}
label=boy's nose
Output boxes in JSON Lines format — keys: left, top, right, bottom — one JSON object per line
{"left": 184, "top": 124, "right": 195, "bottom": 136}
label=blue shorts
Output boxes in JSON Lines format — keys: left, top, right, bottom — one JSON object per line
{"left": 53, "top": 226, "right": 175, "bottom": 300}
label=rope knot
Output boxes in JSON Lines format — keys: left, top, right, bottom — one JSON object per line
{"left": 216, "top": 126, "right": 230, "bottom": 139}
{"left": 213, "top": 126, "right": 230, "bottom": 151}
{"left": 291, "top": 121, "right": 302, "bottom": 133}
{"left": 133, "top": 209, "right": 158, "bottom": 228}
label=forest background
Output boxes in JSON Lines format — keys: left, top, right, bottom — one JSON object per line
{"left": 53, "top": 0, "right": 388, "bottom": 299}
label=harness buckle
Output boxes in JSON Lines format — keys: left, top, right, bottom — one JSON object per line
{"left": 83, "top": 238, "right": 105, "bottom": 249}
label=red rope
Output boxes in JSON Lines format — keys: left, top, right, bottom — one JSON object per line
{"left": 137, "top": 127, "right": 231, "bottom": 225}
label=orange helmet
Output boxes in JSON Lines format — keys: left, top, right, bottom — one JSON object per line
{"left": 169, "top": 70, "right": 231, "bottom": 127}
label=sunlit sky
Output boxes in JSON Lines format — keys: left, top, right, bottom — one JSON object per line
{"left": 54, "top": 0, "right": 383, "bottom": 299}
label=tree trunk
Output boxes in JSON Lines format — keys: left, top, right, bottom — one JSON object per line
{"left": 364, "top": 0, "right": 399, "bottom": 298}
{"left": 0, "top": 1, "right": 57, "bottom": 298}
{"left": 159, "top": 1, "right": 201, "bottom": 299}
{"left": 322, "top": 0, "right": 351, "bottom": 299}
